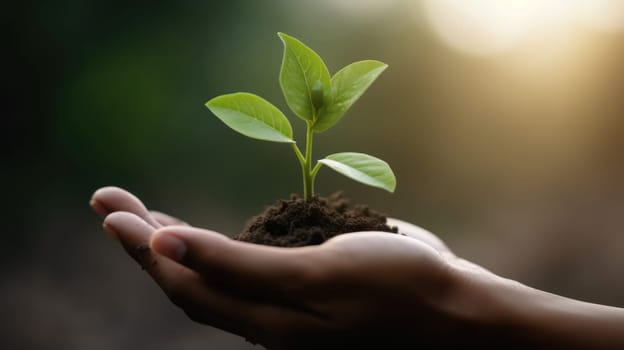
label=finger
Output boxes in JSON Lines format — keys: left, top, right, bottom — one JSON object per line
{"left": 387, "top": 218, "right": 454, "bottom": 256}
{"left": 103, "top": 212, "right": 197, "bottom": 289}
{"left": 150, "top": 226, "right": 320, "bottom": 299}
{"left": 103, "top": 211, "right": 294, "bottom": 339}
{"left": 91, "top": 186, "right": 162, "bottom": 228}
{"left": 150, "top": 210, "right": 189, "bottom": 226}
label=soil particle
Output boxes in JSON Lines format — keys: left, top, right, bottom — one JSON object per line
{"left": 133, "top": 244, "right": 156, "bottom": 270}
{"left": 135, "top": 244, "right": 150, "bottom": 254}
{"left": 235, "top": 192, "right": 398, "bottom": 247}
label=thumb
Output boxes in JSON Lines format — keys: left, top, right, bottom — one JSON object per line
{"left": 150, "top": 226, "right": 316, "bottom": 297}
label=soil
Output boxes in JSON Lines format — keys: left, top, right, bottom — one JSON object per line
{"left": 235, "top": 192, "right": 398, "bottom": 247}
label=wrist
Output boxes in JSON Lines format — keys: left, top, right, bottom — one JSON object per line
{"left": 436, "top": 266, "right": 536, "bottom": 347}
{"left": 448, "top": 264, "right": 624, "bottom": 349}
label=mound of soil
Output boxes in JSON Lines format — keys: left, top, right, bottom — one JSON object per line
{"left": 235, "top": 192, "right": 398, "bottom": 247}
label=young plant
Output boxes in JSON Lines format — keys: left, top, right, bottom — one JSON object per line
{"left": 206, "top": 32, "right": 396, "bottom": 200}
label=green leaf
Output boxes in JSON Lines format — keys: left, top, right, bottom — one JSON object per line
{"left": 278, "top": 32, "right": 331, "bottom": 122}
{"left": 206, "top": 92, "right": 294, "bottom": 143}
{"left": 318, "top": 152, "right": 396, "bottom": 193}
{"left": 313, "top": 60, "right": 388, "bottom": 132}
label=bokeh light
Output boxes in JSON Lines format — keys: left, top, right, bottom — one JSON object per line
{"left": 572, "top": 0, "right": 624, "bottom": 32}
{"left": 421, "top": 0, "right": 624, "bottom": 57}
{"left": 317, "top": 0, "right": 402, "bottom": 18}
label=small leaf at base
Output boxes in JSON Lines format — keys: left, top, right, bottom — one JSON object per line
{"left": 318, "top": 152, "right": 396, "bottom": 193}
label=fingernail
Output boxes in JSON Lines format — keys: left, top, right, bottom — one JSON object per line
{"left": 90, "top": 199, "right": 109, "bottom": 218}
{"left": 153, "top": 234, "right": 186, "bottom": 262}
{"left": 102, "top": 222, "right": 119, "bottom": 241}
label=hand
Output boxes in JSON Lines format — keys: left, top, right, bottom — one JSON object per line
{"left": 89, "top": 186, "right": 479, "bottom": 348}
{"left": 90, "top": 187, "right": 624, "bottom": 349}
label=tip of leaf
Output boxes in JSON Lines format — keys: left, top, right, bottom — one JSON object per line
{"left": 205, "top": 93, "right": 236, "bottom": 108}
{"left": 382, "top": 178, "right": 396, "bottom": 193}
{"left": 370, "top": 60, "right": 389, "bottom": 71}
{"left": 277, "top": 32, "right": 289, "bottom": 42}
{"left": 277, "top": 32, "right": 303, "bottom": 47}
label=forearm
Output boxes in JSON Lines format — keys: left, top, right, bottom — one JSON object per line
{"left": 455, "top": 269, "right": 624, "bottom": 349}
{"left": 500, "top": 281, "right": 624, "bottom": 349}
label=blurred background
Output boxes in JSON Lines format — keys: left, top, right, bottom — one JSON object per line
{"left": 3, "top": 0, "right": 624, "bottom": 348}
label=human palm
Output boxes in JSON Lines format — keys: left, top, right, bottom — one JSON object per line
{"left": 90, "top": 187, "right": 502, "bottom": 348}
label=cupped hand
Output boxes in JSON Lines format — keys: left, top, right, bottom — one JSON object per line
{"left": 90, "top": 187, "right": 495, "bottom": 349}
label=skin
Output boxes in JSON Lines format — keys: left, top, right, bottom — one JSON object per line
{"left": 91, "top": 186, "right": 624, "bottom": 349}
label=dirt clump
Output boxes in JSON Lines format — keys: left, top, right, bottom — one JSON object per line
{"left": 235, "top": 192, "right": 398, "bottom": 247}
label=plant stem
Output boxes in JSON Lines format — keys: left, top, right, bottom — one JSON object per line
{"left": 292, "top": 143, "right": 306, "bottom": 198}
{"left": 311, "top": 162, "right": 322, "bottom": 183}
{"left": 292, "top": 120, "right": 317, "bottom": 200}
{"left": 303, "top": 121, "right": 314, "bottom": 199}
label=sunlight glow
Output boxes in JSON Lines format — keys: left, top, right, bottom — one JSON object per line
{"left": 319, "top": 0, "right": 402, "bottom": 18}
{"left": 572, "top": 0, "right": 624, "bottom": 32}
{"left": 422, "top": 0, "right": 624, "bottom": 57}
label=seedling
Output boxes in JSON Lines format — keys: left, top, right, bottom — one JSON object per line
{"left": 206, "top": 32, "right": 396, "bottom": 200}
